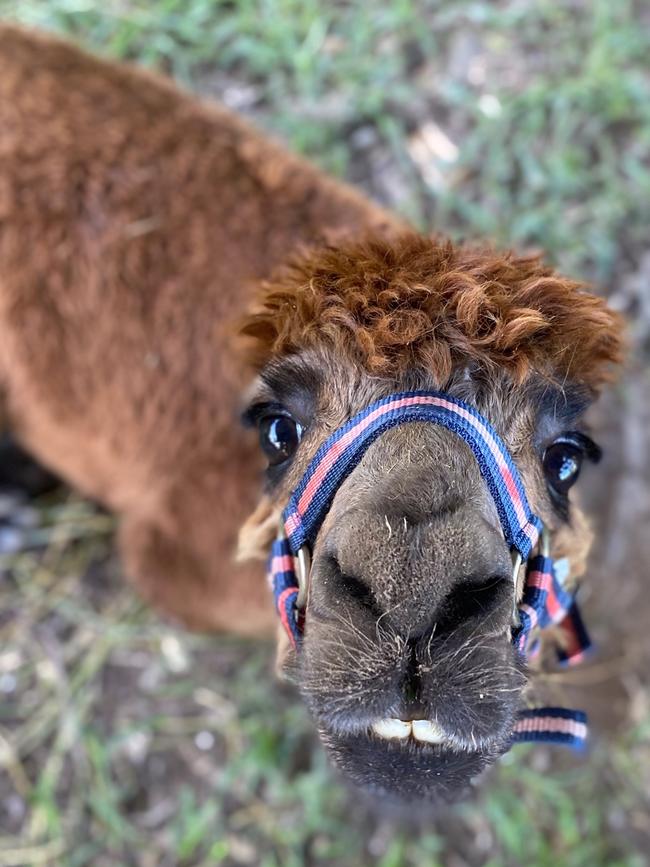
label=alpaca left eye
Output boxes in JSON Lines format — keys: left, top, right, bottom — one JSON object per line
{"left": 259, "top": 415, "right": 304, "bottom": 466}
{"left": 543, "top": 439, "right": 585, "bottom": 496}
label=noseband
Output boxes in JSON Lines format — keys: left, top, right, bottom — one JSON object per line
{"left": 268, "top": 391, "right": 590, "bottom": 748}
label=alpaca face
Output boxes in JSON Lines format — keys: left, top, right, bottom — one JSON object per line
{"left": 243, "top": 350, "right": 602, "bottom": 801}
{"left": 239, "top": 234, "right": 623, "bottom": 800}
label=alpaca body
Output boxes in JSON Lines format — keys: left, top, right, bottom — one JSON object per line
{"left": 0, "top": 26, "right": 398, "bottom": 631}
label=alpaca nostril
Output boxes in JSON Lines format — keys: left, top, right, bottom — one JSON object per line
{"left": 436, "top": 572, "right": 512, "bottom": 635}
{"left": 326, "top": 555, "right": 382, "bottom": 618}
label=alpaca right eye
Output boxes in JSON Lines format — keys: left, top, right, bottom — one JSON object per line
{"left": 542, "top": 432, "right": 601, "bottom": 500}
{"left": 259, "top": 415, "right": 303, "bottom": 466}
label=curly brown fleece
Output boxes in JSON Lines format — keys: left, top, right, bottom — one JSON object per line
{"left": 242, "top": 234, "right": 623, "bottom": 388}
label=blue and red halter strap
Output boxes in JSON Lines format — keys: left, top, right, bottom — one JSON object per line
{"left": 283, "top": 391, "right": 542, "bottom": 561}
{"left": 511, "top": 707, "right": 588, "bottom": 747}
{"left": 268, "top": 390, "right": 590, "bottom": 750}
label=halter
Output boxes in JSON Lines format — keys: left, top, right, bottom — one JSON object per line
{"left": 268, "top": 391, "right": 591, "bottom": 749}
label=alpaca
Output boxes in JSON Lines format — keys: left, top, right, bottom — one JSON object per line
{"left": 0, "top": 27, "right": 624, "bottom": 801}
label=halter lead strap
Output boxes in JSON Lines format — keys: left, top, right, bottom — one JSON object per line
{"left": 512, "top": 708, "right": 588, "bottom": 747}
{"left": 268, "top": 390, "right": 590, "bottom": 749}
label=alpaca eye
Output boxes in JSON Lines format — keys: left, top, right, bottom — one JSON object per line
{"left": 543, "top": 429, "right": 602, "bottom": 499}
{"left": 259, "top": 415, "right": 303, "bottom": 466}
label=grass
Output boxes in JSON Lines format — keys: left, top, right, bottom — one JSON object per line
{"left": 2, "top": 0, "right": 649, "bottom": 282}
{"left": 0, "top": 1, "right": 649, "bottom": 865}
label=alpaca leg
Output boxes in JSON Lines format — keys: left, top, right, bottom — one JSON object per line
{"left": 118, "top": 516, "right": 275, "bottom": 636}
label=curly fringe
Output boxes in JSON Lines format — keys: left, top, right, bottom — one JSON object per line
{"left": 240, "top": 233, "right": 624, "bottom": 389}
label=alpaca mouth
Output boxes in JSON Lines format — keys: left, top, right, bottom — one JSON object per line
{"left": 296, "top": 610, "right": 526, "bottom": 803}
{"left": 325, "top": 711, "right": 509, "bottom": 755}
{"left": 318, "top": 716, "right": 506, "bottom": 803}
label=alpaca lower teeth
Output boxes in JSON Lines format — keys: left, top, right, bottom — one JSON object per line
{"left": 371, "top": 718, "right": 447, "bottom": 744}
{"left": 411, "top": 719, "right": 446, "bottom": 744}
{"left": 371, "top": 719, "right": 411, "bottom": 740}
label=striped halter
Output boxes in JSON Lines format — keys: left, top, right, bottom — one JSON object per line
{"left": 268, "top": 391, "right": 590, "bottom": 749}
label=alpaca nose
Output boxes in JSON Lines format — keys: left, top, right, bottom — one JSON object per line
{"left": 316, "top": 509, "right": 514, "bottom": 639}
{"left": 321, "top": 553, "right": 512, "bottom": 638}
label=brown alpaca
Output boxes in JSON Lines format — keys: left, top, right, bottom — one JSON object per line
{"left": 0, "top": 27, "right": 624, "bottom": 801}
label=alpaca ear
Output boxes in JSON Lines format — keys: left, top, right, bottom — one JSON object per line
{"left": 236, "top": 495, "right": 281, "bottom": 562}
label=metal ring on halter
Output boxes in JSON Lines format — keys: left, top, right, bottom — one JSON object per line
{"left": 540, "top": 525, "right": 551, "bottom": 558}
{"left": 277, "top": 519, "right": 311, "bottom": 612}
{"left": 510, "top": 550, "right": 523, "bottom": 627}
{"left": 295, "top": 546, "right": 311, "bottom": 610}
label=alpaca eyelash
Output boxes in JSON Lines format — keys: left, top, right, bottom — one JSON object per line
{"left": 241, "top": 401, "right": 291, "bottom": 428}
{"left": 555, "top": 431, "right": 602, "bottom": 463}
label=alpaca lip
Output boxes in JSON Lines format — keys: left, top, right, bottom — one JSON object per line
{"left": 367, "top": 718, "right": 497, "bottom": 754}
{"left": 317, "top": 714, "right": 501, "bottom": 755}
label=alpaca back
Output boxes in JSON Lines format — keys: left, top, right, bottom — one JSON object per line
{"left": 0, "top": 25, "right": 399, "bottom": 513}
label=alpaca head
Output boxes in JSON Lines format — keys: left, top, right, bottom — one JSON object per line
{"left": 239, "top": 234, "right": 624, "bottom": 802}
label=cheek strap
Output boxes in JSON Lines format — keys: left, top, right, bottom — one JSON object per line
{"left": 267, "top": 390, "right": 591, "bottom": 750}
